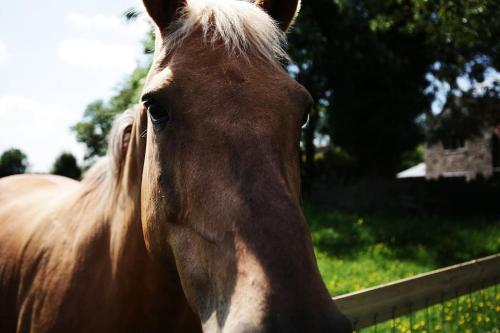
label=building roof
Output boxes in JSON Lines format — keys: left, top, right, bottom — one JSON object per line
{"left": 397, "top": 162, "right": 426, "bottom": 179}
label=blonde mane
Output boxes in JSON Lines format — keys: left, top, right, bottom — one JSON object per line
{"left": 163, "top": 0, "right": 291, "bottom": 65}
{"left": 82, "top": 106, "right": 138, "bottom": 190}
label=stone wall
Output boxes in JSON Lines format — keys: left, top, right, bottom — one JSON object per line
{"left": 425, "top": 132, "right": 493, "bottom": 181}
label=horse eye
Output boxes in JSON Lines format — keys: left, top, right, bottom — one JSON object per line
{"left": 146, "top": 102, "right": 169, "bottom": 126}
{"left": 301, "top": 112, "right": 310, "bottom": 129}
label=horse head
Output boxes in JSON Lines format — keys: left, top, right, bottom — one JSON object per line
{"left": 134, "top": 0, "right": 351, "bottom": 331}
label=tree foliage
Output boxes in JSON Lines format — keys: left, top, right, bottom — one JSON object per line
{"left": 51, "top": 152, "right": 81, "bottom": 180}
{"left": 367, "top": 0, "right": 500, "bottom": 84}
{"left": 426, "top": 91, "right": 500, "bottom": 144}
{"left": 72, "top": 66, "right": 149, "bottom": 162}
{"left": 289, "top": 0, "right": 500, "bottom": 177}
{"left": 0, "top": 148, "right": 29, "bottom": 178}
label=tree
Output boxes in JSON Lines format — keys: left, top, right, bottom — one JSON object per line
{"left": 72, "top": 66, "right": 149, "bottom": 162}
{"left": 51, "top": 152, "right": 81, "bottom": 180}
{"left": 364, "top": 0, "right": 500, "bottom": 145}
{"left": 0, "top": 148, "right": 29, "bottom": 178}
{"left": 288, "top": 0, "right": 500, "bottom": 178}
{"left": 288, "top": 0, "right": 429, "bottom": 178}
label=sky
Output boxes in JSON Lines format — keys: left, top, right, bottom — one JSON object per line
{"left": 0, "top": 0, "right": 150, "bottom": 172}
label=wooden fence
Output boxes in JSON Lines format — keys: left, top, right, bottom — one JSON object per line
{"left": 332, "top": 253, "right": 500, "bottom": 330}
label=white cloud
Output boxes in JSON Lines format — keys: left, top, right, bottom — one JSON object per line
{"left": 0, "top": 40, "right": 7, "bottom": 63}
{"left": 67, "top": 12, "right": 121, "bottom": 29}
{"left": 66, "top": 12, "right": 149, "bottom": 36}
{"left": 57, "top": 38, "right": 137, "bottom": 71}
{"left": 0, "top": 95, "right": 83, "bottom": 172}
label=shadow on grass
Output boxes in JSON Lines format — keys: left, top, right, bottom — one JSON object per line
{"left": 304, "top": 204, "right": 500, "bottom": 268}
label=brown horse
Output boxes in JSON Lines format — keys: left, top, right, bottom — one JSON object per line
{"left": 0, "top": 0, "right": 351, "bottom": 332}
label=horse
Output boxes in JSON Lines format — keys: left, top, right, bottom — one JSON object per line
{"left": 0, "top": 0, "right": 352, "bottom": 332}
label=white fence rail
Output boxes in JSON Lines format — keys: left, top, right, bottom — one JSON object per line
{"left": 332, "top": 254, "right": 500, "bottom": 330}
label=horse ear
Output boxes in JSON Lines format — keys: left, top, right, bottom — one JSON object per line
{"left": 142, "top": 0, "right": 186, "bottom": 30}
{"left": 255, "top": 0, "right": 301, "bottom": 31}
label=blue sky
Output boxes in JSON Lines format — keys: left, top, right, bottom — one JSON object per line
{"left": 0, "top": 0, "right": 149, "bottom": 171}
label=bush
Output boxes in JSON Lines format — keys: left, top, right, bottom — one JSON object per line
{"left": 0, "top": 148, "right": 28, "bottom": 178}
{"left": 51, "top": 152, "right": 81, "bottom": 180}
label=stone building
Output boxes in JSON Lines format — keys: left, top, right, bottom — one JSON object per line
{"left": 424, "top": 127, "right": 500, "bottom": 181}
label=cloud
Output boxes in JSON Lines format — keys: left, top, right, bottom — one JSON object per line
{"left": 60, "top": 12, "right": 151, "bottom": 72}
{"left": 57, "top": 38, "right": 137, "bottom": 71}
{"left": 0, "top": 40, "right": 7, "bottom": 63}
{"left": 66, "top": 12, "right": 150, "bottom": 36}
{"left": 0, "top": 95, "right": 83, "bottom": 172}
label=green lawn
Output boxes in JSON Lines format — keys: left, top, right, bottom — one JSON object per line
{"left": 304, "top": 206, "right": 500, "bottom": 296}
{"left": 305, "top": 206, "right": 500, "bottom": 332}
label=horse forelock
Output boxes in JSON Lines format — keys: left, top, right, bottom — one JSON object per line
{"left": 162, "top": 0, "right": 290, "bottom": 66}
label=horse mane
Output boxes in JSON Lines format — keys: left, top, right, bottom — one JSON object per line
{"left": 164, "top": 0, "right": 291, "bottom": 65}
{"left": 81, "top": 106, "right": 138, "bottom": 193}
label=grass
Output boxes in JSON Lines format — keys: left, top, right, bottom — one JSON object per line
{"left": 304, "top": 206, "right": 500, "bottom": 332}
{"left": 362, "top": 287, "right": 499, "bottom": 333}
{"left": 304, "top": 206, "right": 500, "bottom": 296}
